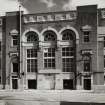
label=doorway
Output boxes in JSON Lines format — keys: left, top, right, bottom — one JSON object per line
{"left": 84, "top": 78, "right": 91, "bottom": 90}
{"left": 12, "top": 79, "right": 18, "bottom": 89}
{"left": 63, "top": 79, "right": 74, "bottom": 89}
{"left": 28, "top": 79, "right": 37, "bottom": 89}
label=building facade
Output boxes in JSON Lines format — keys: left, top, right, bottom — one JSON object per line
{"left": 1, "top": 5, "right": 105, "bottom": 91}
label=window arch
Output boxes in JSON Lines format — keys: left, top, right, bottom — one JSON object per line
{"left": 62, "top": 29, "right": 75, "bottom": 41}
{"left": 26, "top": 31, "right": 39, "bottom": 42}
{"left": 44, "top": 30, "right": 57, "bottom": 41}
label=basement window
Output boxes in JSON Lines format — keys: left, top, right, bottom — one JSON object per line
{"left": 28, "top": 79, "right": 37, "bottom": 89}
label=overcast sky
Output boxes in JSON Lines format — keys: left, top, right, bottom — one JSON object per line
{"left": 0, "top": 0, "right": 105, "bottom": 16}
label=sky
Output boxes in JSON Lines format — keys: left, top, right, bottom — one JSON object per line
{"left": 0, "top": 0, "right": 105, "bottom": 16}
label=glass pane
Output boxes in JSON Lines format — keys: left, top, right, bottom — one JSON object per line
{"left": 13, "top": 40, "right": 18, "bottom": 46}
{"left": 27, "top": 31, "right": 38, "bottom": 42}
{"left": 13, "top": 36, "right": 18, "bottom": 46}
{"left": 44, "top": 31, "right": 56, "bottom": 41}
{"left": 84, "top": 60, "right": 90, "bottom": 72}
{"left": 62, "top": 58, "right": 74, "bottom": 72}
{"left": 62, "top": 30, "right": 74, "bottom": 40}
{"left": 48, "top": 63, "right": 51, "bottom": 67}
{"left": 27, "top": 49, "right": 37, "bottom": 58}
{"left": 52, "top": 63, "right": 55, "bottom": 68}
{"left": 44, "top": 48, "right": 55, "bottom": 69}
{"left": 44, "top": 63, "right": 47, "bottom": 68}
{"left": 44, "top": 53, "right": 47, "bottom": 57}
{"left": 48, "top": 53, "right": 51, "bottom": 57}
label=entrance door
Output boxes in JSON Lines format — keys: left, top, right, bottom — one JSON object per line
{"left": 12, "top": 79, "right": 18, "bottom": 89}
{"left": 84, "top": 78, "right": 91, "bottom": 90}
{"left": 28, "top": 79, "right": 37, "bottom": 89}
{"left": 63, "top": 79, "right": 74, "bottom": 89}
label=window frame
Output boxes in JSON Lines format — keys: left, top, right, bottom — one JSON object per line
{"left": 84, "top": 60, "right": 91, "bottom": 72}
{"left": 26, "top": 49, "right": 38, "bottom": 73}
{"left": 83, "top": 31, "right": 90, "bottom": 42}
{"left": 43, "top": 47, "right": 56, "bottom": 69}
{"left": 62, "top": 46, "right": 74, "bottom": 72}
{"left": 11, "top": 35, "right": 18, "bottom": 47}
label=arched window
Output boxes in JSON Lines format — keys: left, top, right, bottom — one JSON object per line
{"left": 25, "top": 31, "right": 39, "bottom": 73}
{"left": 43, "top": 30, "right": 57, "bottom": 69}
{"left": 62, "top": 29, "right": 74, "bottom": 41}
{"left": 44, "top": 31, "right": 57, "bottom": 41}
{"left": 26, "top": 31, "right": 38, "bottom": 42}
{"left": 61, "top": 29, "right": 76, "bottom": 72}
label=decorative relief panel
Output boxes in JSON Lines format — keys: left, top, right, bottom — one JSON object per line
{"left": 23, "top": 12, "right": 77, "bottom": 24}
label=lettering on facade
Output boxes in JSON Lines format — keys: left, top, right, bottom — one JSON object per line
{"left": 23, "top": 12, "right": 77, "bottom": 23}
{"left": 29, "top": 16, "right": 36, "bottom": 22}
{"left": 37, "top": 16, "right": 46, "bottom": 22}
{"left": 47, "top": 15, "right": 54, "bottom": 21}
{"left": 55, "top": 14, "right": 65, "bottom": 21}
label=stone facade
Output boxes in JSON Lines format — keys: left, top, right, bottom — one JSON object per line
{"left": 1, "top": 5, "right": 105, "bottom": 91}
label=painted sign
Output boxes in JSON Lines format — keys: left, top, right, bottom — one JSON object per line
{"left": 23, "top": 12, "right": 77, "bottom": 23}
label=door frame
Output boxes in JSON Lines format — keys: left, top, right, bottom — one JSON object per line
{"left": 11, "top": 76, "right": 19, "bottom": 89}
{"left": 82, "top": 75, "right": 92, "bottom": 90}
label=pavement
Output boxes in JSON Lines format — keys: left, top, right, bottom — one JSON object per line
{"left": 0, "top": 90, "right": 105, "bottom": 105}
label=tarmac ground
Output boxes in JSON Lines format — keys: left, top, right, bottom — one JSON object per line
{"left": 0, "top": 90, "right": 105, "bottom": 105}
